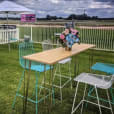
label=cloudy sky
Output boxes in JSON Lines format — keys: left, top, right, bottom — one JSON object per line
{"left": 0, "top": 0, "right": 114, "bottom": 18}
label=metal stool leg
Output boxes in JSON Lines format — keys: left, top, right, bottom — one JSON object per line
{"left": 12, "top": 70, "right": 25, "bottom": 109}
{"left": 39, "top": 71, "right": 48, "bottom": 95}
{"left": 95, "top": 86, "right": 102, "bottom": 114}
{"left": 71, "top": 81, "right": 79, "bottom": 114}
{"left": 106, "top": 89, "right": 113, "bottom": 114}
{"left": 81, "top": 84, "right": 87, "bottom": 114}
{"left": 53, "top": 64, "right": 58, "bottom": 82}
{"left": 110, "top": 88, "right": 114, "bottom": 104}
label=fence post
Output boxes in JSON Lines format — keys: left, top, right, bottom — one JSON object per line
{"left": 31, "top": 25, "right": 32, "bottom": 41}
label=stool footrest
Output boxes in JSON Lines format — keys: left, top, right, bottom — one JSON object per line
{"left": 54, "top": 73, "right": 71, "bottom": 79}
{"left": 43, "top": 77, "right": 71, "bottom": 89}
{"left": 88, "top": 87, "right": 114, "bottom": 104}
{"left": 72, "top": 99, "right": 112, "bottom": 114}
{"left": 15, "top": 85, "right": 54, "bottom": 104}
{"left": 16, "top": 91, "right": 53, "bottom": 104}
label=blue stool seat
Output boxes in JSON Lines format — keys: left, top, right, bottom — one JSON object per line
{"left": 31, "top": 65, "right": 51, "bottom": 72}
{"left": 92, "top": 62, "right": 114, "bottom": 74}
{"left": 21, "top": 60, "right": 51, "bottom": 72}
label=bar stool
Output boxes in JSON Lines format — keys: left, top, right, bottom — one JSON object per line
{"left": 71, "top": 73, "right": 113, "bottom": 114}
{"left": 88, "top": 62, "right": 114, "bottom": 104}
{"left": 12, "top": 42, "right": 54, "bottom": 114}
{"left": 42, "top": 40, "right": 72, "bottom": 102}
{"left": 54, "top": 58, "right": 72, "bottom": 102}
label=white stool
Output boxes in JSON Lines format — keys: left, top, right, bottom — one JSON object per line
{"left": 71, "top": 73, "right": 113, "bottom": 114}
{"left": 54, "top": 57, "right": 72, "bottom": 102}
{"left": 42, "top": 40, "right": 72, "bottom": 102}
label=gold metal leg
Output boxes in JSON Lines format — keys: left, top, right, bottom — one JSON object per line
{"left": 51, "top": 65, "right": 55, "bottom": 105}
{"left": 44, "top": 64, "right": 46, "bottom": 104}
{"left": 24, "top": 60, "right": 31, "bottom": 114}
{"left": 48, "top": 65, "right": 52, "bottom": 114}
{"left": 89, "top": 49, "right": 94, "bottom": 72}
{"left": 23, "top": 59, "right": 26, "bottom": 114}
{"left": 74, "top": 55, "right": 79, "bottom": 77}
{"left": 74, "top": 55, "right": 77, "bottom": 77}
{"left": 50, "top": 65, "right": 54, "bottom": 111}
{"left": 51, "top": 65, "right": 54, "bottom": 106}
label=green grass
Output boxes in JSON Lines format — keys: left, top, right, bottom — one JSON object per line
{"left": 0, "top": 43, "right": 114, "bottom": 114}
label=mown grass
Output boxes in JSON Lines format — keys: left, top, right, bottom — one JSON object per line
{"left": 0, "top": 43, "right": 114, "bottom": 114}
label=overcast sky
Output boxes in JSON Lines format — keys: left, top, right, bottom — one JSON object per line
{"left": 0, "top": 0, "right": 114, "bottom": 18}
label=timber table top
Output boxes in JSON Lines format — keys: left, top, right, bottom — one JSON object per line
{"left": 23, "top": 43, "right": 95, "bottom": 65}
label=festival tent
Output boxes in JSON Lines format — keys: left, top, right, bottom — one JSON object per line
{"left": 0, "top": 0, "right": 34, "bottom": 51}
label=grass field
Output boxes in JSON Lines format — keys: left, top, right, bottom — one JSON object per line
{"left": 0, "top": 20, "right": 114, "bottom": 26}
{"left": 0, "top": 43, "right": 114, "bottom": 114}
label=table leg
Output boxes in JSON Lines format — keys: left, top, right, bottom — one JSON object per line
{"left": 48, "top": 65, "right": 52, "bottom": 114}
{"left": 89, "top": 49, "right": 94, "bottom": 72}
{"left": 77, "top": 61, "right": 79, "bottom": 76}
{"left": 91, "top": 50, "right": 94, "bottom": 66}
{"left": 74, "top": 55, "right": 79, "bottom": 77}
{"left": 74, "top": 55, "right": 77, "bottom": 77}
{"left": 24, "top": 60, "right": 31, "bottom": 114}
{"left": 49, "top": 65, "right": 51, "bottom": 103}
{"left": 23, "top": 59, "right": 26, "bottom": 114}
{"left": 44, "top": 64, "right": 46, "bottom": 104}
{"left": 51, "top": 65, "right": 54, "bottom": 106}
{"left": 49, "top": 65, "right": 55, "bottom": 112}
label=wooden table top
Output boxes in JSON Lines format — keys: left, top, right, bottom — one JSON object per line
{"left": 23, "top": 43, "right": 95, "bottom": 65}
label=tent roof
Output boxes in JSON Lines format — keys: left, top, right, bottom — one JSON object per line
{"left": 0, "top": 0, "right": 34, "bottom": 14}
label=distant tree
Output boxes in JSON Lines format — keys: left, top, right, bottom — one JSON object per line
{"left": 46, "top": 15, "right": 51, "bottom": 20}
{"left": 67, "top": 14, "right": 77, "bottom": 20}
{"left": 67, "top": 13, "right": 97, "bottom": 20}
{"left": 58, "top": 17, "right": 63, "bottom": 19}
{"left": 91, "top": 16, "right": 98, "bottom": 19}
{"left": 46, "top": 15, "right": 57, "bottom": 20}
{"left": 52, "top": 16, "right": 57, "bottom": 20}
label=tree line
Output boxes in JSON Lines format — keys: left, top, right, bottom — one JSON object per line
{"left": 0, "top": 13, "right": 114, "bottom": 20}
{"left": 45, "top": 14, "right": 98, "bottom": 20}
{"left": 38, "top": 14, "right": 114, "bottom": 20}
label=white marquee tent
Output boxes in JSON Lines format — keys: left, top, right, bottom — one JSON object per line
{"left": 0, "top": 0, "right": 34, "bottom": 51}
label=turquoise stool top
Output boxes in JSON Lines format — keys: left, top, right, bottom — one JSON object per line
{"left": 91, "top": 62, "right": 114, "bottom": 74}
{"left": 20, "top": 59, "right": 51, "bottom": 73}
{"left": 19, "top": 42, "right": 51, "bottom": 72}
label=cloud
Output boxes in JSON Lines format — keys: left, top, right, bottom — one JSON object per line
{"left": 87, "top": 8, "right": 114, "bottom": 18}
{"left": 89, "top": 1, "right": 112, "bottom": 8}
{"left": 94, "top": 0, "right": 114, "bottom": 5}
{"left": 49, "top": 0, "right": 60, "bottom": 4}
